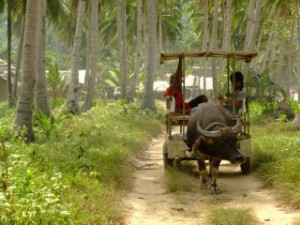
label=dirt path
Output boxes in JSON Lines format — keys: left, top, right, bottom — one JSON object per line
{"left": 123, "top": 133, "right": 300, "bottom": 225}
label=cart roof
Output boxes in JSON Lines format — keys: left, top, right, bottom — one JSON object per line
{"left": 160, "top": 50, "right": 257, "bottom": 64}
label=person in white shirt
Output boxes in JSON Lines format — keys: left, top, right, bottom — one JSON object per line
{"left": 218, "top": 71, "right": 245, "bottom": 113}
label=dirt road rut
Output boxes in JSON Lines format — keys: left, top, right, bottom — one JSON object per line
{"left": 124, "top": 134, "right": 300, "bottom": 225}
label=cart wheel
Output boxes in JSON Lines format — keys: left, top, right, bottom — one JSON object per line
{"left": 163, "top": 143, "right": 173, "bottom": 169}
{"left": 241, "top": 157, "right": 251, "bottom": 174}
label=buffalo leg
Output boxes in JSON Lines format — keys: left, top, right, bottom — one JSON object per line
{"left": 209, "top": 159, "right": 221, "bottom": 195}
{"left": 185, "top": 136, "right": 203, "bottom": 158}
{"left": 197, "top": 159, "right": 208, "bottom": 188}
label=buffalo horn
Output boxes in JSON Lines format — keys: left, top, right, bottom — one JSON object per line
{"left": 197, "top": 122, "right": 223, "bottom": 138}
{"left": 197, "top": 117, "right": 242, "bottom": 138}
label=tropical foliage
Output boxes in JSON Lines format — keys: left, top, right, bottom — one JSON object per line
{"left": 0, "top": 0, "right": 300, "bottom": 223}
{"left": 0, "top": 100, "right": 163, "bottom": 224}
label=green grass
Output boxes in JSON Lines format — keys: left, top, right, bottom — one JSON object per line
{"left": 2, "top": 99, "right": 300, "bottom": 223}
{"left": 165, "top": 166, "right": 200, "bottom": 193}
{"left": 0, "top": 100, "right": 164, "bottom": 224}
{"left": 251, "top": 118, "right": 300, "bottom": 208}
{"left": 208, "top": 207, "right": 260, "bottom": 225}
{"left": 248, "top": 99, "right": 300, "bottom": 208}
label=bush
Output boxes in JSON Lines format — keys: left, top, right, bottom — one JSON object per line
{"left": 252, "top": 121, "right": 300, "bottom": 207}
{"left": 0, "top": 101, "right": 163, "bottom": 224}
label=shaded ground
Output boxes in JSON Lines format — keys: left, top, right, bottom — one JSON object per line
{"left": 123, "top": 133, "right": 300, "bottom": 225}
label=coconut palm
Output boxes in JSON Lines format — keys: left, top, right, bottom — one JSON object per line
{"left": 14, "top": 0, "right": 41, "bottom": 142}
{"left": 126, "top": 0, "right": 144, "bottom": 101}
{"left": 209, "top": 0, "right": 219, "bottom": 101}
{"left": 35, "top": 0, "right": 52, "bottom": 118}
{"left": 81, "top": 0, "right": 99, "bottom": 112}
{"left": 141, "top": 0, "right": 156, "bottom": 111}
{"left": 117, "top": 0, "right": 128, "bottom": 99}
{"left": 66, "top": 0, "right": 86, "bottom": 114}
{"left": 297, "top": 2, "right": 300, "bottom": 103}
{"left": 7, "top": 0, "right": 13, "bottom": 107}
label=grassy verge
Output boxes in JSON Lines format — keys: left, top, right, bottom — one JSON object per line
{"left": 252, "top": 121, "right": 300, "bottom": 208}
{"left": 208, "top": 207, "right": 260, "bottom": 225}
{"left": 0, "top": 100, "right": 164, "bottom": 224}
{"left": 165, "top": 166, "right": 200, "bottom": 193}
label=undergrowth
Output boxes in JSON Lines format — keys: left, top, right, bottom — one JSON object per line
{"left": 208, "top": 206, "right": 260, "bottom": 225}
{"left": 0, "top": 100, "right": 163, "bottom": 224}
{"left": 251, "top": 100, "right": 300, "bottom": 208}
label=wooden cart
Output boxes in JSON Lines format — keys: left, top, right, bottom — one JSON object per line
{"left": 161, "top": 50, "right": 257, "bottom": 174}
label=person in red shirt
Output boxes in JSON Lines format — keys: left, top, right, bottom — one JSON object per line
{"left": 164, "top": 73, "right": 208, "bottom": 113}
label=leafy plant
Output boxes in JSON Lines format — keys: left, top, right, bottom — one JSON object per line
{"left": 34, "top": 111, "right": 70, "bottom": 137}
{"left": 278, "top": 113, "right": 287, "bottom": 122}
{"left": 46, "top": 62, "right": 66, "bottom": 99}
{"left": 50, "top": 97, "right": 65, "bottom": 109}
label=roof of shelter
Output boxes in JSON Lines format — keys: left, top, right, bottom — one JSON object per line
{"left": 160, "top": 50, "right": 257, "bottom": 64}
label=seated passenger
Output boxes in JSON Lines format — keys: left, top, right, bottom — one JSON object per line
{"left": 164, "top": 73, "right": 208, "bottom": 114}
{"left": 218, "top": 71, "right": 246, "bottom": 113}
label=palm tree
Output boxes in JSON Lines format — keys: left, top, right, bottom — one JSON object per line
{"left": 12, "top": 1, "right": 26, "bottom": 106}
{"left": 66, "top": 0, "right": 86, "bottom": 114}
{"left": 7, "top": 0, "right": 13, "bottom": 107}
{"left": 199, "top": 0, "right": 209, "bottom": 96}
{"left": 117, "top": 0, "right": 128, "bottom": 99}
{"left": 209, "top": 0, "right": 219, "bottom": 102}
{"left": 10, "top": 0, "right": 63, "bottom": 106}
{"left": 81, "top": 0, "right": 99, "bottom": 112}
{"left": 243, "top": 0, "right": 262, "bottom": 82}
{"left": 141, "top": 0, "right": 156, "bottom": 111}
{"left": 127, "top": 0, "right": 144, "bottom": 101}
{"left": 297, "top": 2, "right": 300, "bottom": 103}
{"left": 83, "top": 2, "right": 92, "bottom": 90}
{"left": 35, "top": 0, "right": 52, "bottom": 118}
{"left": 14, "top": 0, "right": 42, "bottom": 142}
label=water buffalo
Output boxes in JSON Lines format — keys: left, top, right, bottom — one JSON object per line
{"left": 185, "top": 102, "right": 244, "bottom": 194}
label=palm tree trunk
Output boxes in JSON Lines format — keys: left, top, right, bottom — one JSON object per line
{"left": 66, "top": 0, "right": 85, "bottom": 114}
{"left": 253, "top": 27, "right": 263, "bottom": 72}
{"left": 220, "top": 0, "right": 232, "bottom": 83}
{"left": 127, "top": 0, "right": 144, "bottom": 101}
{"left": 244, "top": 0, "right": 262, "bottom": 82}
{"left": 7, "top": 0, "right": 13, "bottom": 107}
{"left": 156, "top": 9, "right": 162, "bottom": 80}
{"left": 84, "top": 3, "right": 92, "bottom": 90}
{"left": 141, "top": 0, "right": 156, "bottom": 111}
{"left": 117, "top": 0, "right": 128, "bottom": 99}
{"left": 209, "top": 0, "right": 219, "bottom": 102}
{"left": 201, "top": 0, "right": 209, "bottom": 51}
{"left": 260, "top": 33, "right": 273, "bottom": 74}
{"left": 221, "top": 0, "right": 232, "bottom": 51}
{"left": 273, "top": 38, "right": 286, "bottom": 87}
{"left": 244, "top": 0, "right": 255, "bottom": 50}
{"left": 13, "top": 16, "right": 25, "bottom": 106}
{"left": 200, "top": 0, "right": 209, "bottom": 96}
{"left": 14, "top": 0, "right": 41, "bottom": 142}
{"left": 297, "top": 7, "right": 300, "bottom": 103}
{"left": 286, "top": 13, "right": 296, "bottom": 98}
{"left": 35, "top": 0, "right": 52, "bottom": 118}
{"left": 268, "top": 35, "right": 278, "bottom": 75}
{"left": 81, "top": 0, "right": 99, "bottom": 112}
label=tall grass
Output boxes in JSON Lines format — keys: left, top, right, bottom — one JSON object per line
{"left": 208, "top": 207, "right": 260, "bottom": 225}
{"left": 0, "top": 100, "right": 164, "bottom": 224}
{"left": 251, "top": 100, "right": 300, "bottom": 208}
{"left": 165, "top": 167, "right": 200, "bottom": 193}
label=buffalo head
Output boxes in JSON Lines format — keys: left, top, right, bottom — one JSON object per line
{"left": 196, "top": 118, "right": 244, "bottom": 164}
